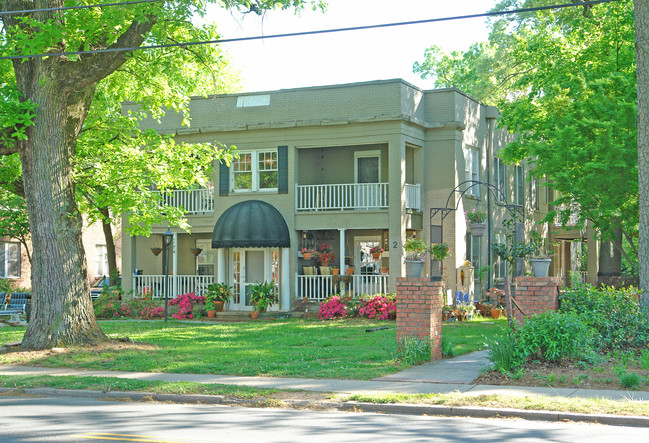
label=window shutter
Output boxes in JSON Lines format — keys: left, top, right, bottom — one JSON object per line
{"left": 278, "top": 145, "right": 288, "bottom": 194}
{"left": 219, "top": 162, "right": 230, "bottom": 196}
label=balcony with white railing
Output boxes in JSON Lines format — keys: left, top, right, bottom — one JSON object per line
{"left": 153, "top": 188, "right": 214, "bottom": 215}
{"left": 296, "top": 273, "right": 389, "bottom": 301}
{"left": 296, "top": 183, "right": 420, "bottom": 212}
{"left": 132, "top": 274, "right": 214, "bottom": 298}
{"left": 554, "top": 202, "right": 580, "bottom": 227}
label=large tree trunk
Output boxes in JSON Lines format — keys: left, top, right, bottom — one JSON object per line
{"left": 18, "top": 68, "right": 107, "bottom": 349}
{"left": 637, "top": 0, "right": 649, "bottom": 313}
{"left": 99, "top": 207, "right": 119, "bottom": 287}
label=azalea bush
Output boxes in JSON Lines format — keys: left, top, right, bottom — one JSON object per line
{"left": 318, "top": 293, "right": 396, "bottom": 320}
{"left": 168, "top": 292, "right": 206, "bottom": 320}
{"left": 358, "top": 294, "right": 396, "bottom": 320}
{"left": 93, "top": 293, "right": 165, "bottom": 320}
{"left": 317, "top": 295, "right": 347, "bottom": 319}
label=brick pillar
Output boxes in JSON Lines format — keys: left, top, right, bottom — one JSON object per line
{"left": 513, "top": 276, "right": 562, "bottom": 325}
{"left": 396, "top": 277, "right": 444, "bottom": 360}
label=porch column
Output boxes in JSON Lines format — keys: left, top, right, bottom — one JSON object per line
{"left": 217, "top": 249, "right": 225, "bottom": 283}
{"left": 281, "top": 247, "right": 290, "bottom": 310}
{"left": 172, "top": 233, "right": 178, "bottom": 297}
{"left": 339, "top": 228, "right": 346, "bottom": 273}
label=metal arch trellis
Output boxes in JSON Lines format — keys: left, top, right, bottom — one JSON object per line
{"left": 429, "top": 180, "right": 525, "bottom": 282}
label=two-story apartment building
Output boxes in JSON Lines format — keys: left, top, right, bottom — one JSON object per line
{"left": 121, "top": 79, "right": 557, "bottom": 311}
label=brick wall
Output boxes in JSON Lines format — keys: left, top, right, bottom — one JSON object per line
{"left": 396, "top": 277, "right": 444, "bottom": 360}
{"left": 513, "top": 276, "right": 561, "bottom": 324}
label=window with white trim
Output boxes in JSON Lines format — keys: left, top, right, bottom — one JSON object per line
{"left": 95, "top": 245, "right": 108, "bottom": 277}
{"left": 493, "top": 233, "right": 507, "bottom": 281}
{"left": 464, "top": 147, "right": 480, "bottom": 196}
{"left": 514, "top": 165, "right": 524, "bottom": 206}
{"left": 495, "top": 158, "right": 506, "bottom": 202}
{"left": 232, "top": 150, "right": 278, "bottom": 192}
{"left": 0, "top": 242, "right": 20, "bottom": 279}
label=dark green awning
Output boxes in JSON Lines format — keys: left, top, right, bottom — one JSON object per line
{"left": 212, "top": 200, "right": 290, "bottom": 248}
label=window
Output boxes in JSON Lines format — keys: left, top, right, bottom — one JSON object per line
{"left": 529, "top": 175, "right": 539, "bottom": 210}
{"left": 232, "top": 150, "right": 278, "bottom": 192}
{"left": 495, "top": 158, "right": 506, "bottom": 202}
{"left": 493, "top": 233, "right": 507, "bottom": 281}
{"left": 95, "top": 245, "right": 108, "bottom": 277}
{"left": 195, "top": 239, "right": 215, "bottom": 276}
{"left": 514, "top": 165, "right": 524, "bottom": 206}
{"left": 465, "top": 235, "right": 481, "bottom": 270}
{"left": 0, "top": 242, "right": 20, "bottom": 279}
{"left": 464, "top": 147, "right": 480, "bottom": 196}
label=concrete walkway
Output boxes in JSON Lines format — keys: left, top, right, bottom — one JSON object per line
{"left": 1, "top": 350, "right": 649, "bottom": 402}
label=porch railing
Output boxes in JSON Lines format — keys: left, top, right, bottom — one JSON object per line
{"left": 296, "top": 274, "right": 389, "bottom": 301}
{"left": 554, "top": 202, "right": 580, "bottom": 227}
{"left": 296, "top": 183, "right": 388, "bottom": 211}
{"left": 405, "top": 183, "right": 421, "bottom": 211}
{"left": 132, "top": 275, "right": 214, "bottom": 298}
{"left": 153, "top": 188, "right": 214, "bottom": 214}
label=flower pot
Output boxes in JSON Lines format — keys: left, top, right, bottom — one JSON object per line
{"left": 320, "top": 258, "right": 330, "bottom": 267}
{"left": 405, "top": 261, "right": 424, "bottom": 278}
{"left": 190, "top": 248, "right": 203, "bottom": 256}
{"left": 214, "top": 301, "right": 225, "bottom": 312}
{"left": 207, "top": 310, "right": 216, "bottom": 318}
{"left": 530, "top": 258, "right": 552, "bottom": 277}
{"left": 302, "top": 253, "right": 312, "bottom": 260}
{"left": 250, "top": 311, "right": 260, "bottom": 319}
{"left": 332, "top": 268, "right": 340, "bottom": 275}
{"left": 346, "top": 267, "right": 354, "bottom": 275}
{"left": 430, "top": 259, "right": 442, "bottom": 276}
{"left": 490, "top": 309, "right": 502, "bottom": 319}
{"left": 150, "top": 247, "right": 162, "bottom": 256}
{"left": 381, "top": 267, "right": 389, "bottom": 274}
{"left": 468, "top": 222, "right": 486, "bottom": 237}
{"left": 372, "top": 252, "right": 382, "bottom": 261}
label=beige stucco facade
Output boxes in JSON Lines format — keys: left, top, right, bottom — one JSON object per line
{"left": 121, "top": 79, "right": 559, "bottom": 309}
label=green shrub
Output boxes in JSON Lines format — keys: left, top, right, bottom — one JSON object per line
{"left": 442, "top": 337, "right": 455, "bottom": 357}
{"left": 618, "top": 371, "right": 642, "bottom": 390}
{"left": 517, "top": 311, "right": 595, "bottom": 362}
{"left": 485, "top": 327, "right": 526, "bottom": 373}
{"left": 396, "top": 336, "right": 431, "bottom": 365}
{"left": 559, "top": 283, "right": 649, "bottom": 349}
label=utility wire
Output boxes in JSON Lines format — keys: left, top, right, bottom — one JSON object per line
{"left": 0, "top": 0, "right": 620, "bottom": 61}
{"left": 0, "top": 0, "right": 161, "bottom": 17}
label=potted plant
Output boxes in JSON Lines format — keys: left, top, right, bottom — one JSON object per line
{"left": 205, "top": 282, "right": 232, "bottom": 313}
{"left": 403, "top": 238, "right": 428, "bottom": 277}
{"left": 528, "top": 231, "right": 553, "bottom": 277}
{"left": 300, "top": 247, "right": 315, "bottom": 260}
{"left": 442, "top": 305, "right": 455, "bottom": 322}
{"left": 314, "top": 243, "right": 335, "bottom": 267}
{"left": 249, "top": 280, "right": 278, "bottom": 318}
{"left": 370, "top": 245, "right": 384, "bottom": 261}
{"left": 465, "top": 209, "right": 487, "bottom": 237}
{"left": 429, "top": 242, "right": 451, "bottom": 276}
{"left": 485, "top": 287, "right": 505, "bottom": 319}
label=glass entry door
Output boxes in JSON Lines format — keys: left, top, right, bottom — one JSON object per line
{"left": 231, "top": 249, "right": 266, "bottom": 310}
{"left": 354, "top": 151, "right": 380, "bottom": 208}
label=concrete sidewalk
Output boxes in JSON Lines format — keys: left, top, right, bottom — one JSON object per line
{"left": 1, "top": 350, "right": 648, "bottom": 402}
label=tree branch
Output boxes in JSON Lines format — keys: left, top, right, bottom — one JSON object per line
{"left": 0, "top": 127, "right": 21, "bottom": 156}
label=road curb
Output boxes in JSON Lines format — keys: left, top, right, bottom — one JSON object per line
{"left": 2, "top": 387, "right": 649, "bottom": 427}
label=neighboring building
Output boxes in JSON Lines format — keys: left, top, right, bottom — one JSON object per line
{"left": 121, "top": 79, "right": 562, "bottom": 311}
{"left": 1, "top": 219, "right": 122, "bottom": 289}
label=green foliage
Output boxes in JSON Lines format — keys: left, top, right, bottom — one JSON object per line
{"left": 205, "top": 282, "right": 233, "bottom": 303}
{"left": 396, "top": 336, "right": 432, "bottom": 365}
{"left": 93, "top": 293, "right": 165, "bottom": 320}
{"left": 403, "top": 238, "right": 428, "bottom": 261}
{"left": 441, "top": 337, "right": 455, "bottom": 357}
{"left": 559, "top": 282, "right": 649, "bottom": 349}
{"left": 517, "top": 312, "right": 595, "bottom": 362}
{"left": 618, "top": 371, "right": 642, "bottom": 390}
{"left": 249, "top": 281, "right": 278, "bottom": 312}
{"left": 485, "top": 327, "right": 526, "bottom": 372}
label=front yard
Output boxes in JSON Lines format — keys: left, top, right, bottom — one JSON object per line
{"left": 0, "top": 318, "right": 506, "bottom": 380}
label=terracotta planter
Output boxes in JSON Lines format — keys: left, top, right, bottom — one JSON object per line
{"left": 332, "top": 268, "right": 340, "bottom": 275}
{"left": 490, "top": 309, "right": 502, "bottom": 319}
{"left": 150, "top": 247, "right": 162, "bottom": 256}
{"left": 250, "top": 311, "right": 260, "bottom": 319}
{"left": 190, "top": 248, "right": 203, "bottom": 256}
{"left": 214, "top": 301, "right": 225, "bottom": 312}
{"left": 207, "top": 310, "right": 216, "bottom": 318}
{"left": 302, "top": 253, "right": 312, "bottom": 260}
{"left": 469, "top": 222, "right": 486, "bottom": 237}
{"left": 346, "top": 267, "right": 354, "bottom": 275}
{"left": 372, "top": 252, "right": 382, "bottom": 261}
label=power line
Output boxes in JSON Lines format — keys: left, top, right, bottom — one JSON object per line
{"left": 0, "top": 0, "right": 620, "bottom": 61}
{"left": 0, "top": 0, "right": 161, "bottom": 17}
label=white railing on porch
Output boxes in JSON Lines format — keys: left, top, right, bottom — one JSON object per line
{"left": 405, "top": 183, "right": 421, "bottom": 211}
{"left": 296, "top": 183, "right": 389, "bottom": 211}
{"left": 554, "top": 202, "right": 580, "bottom": 227}
{"left": 132, "top": 275, "right": 214, "bottom": 298}
{"left": 153, "top": 188, "right": 214, "bottom": 214}
{"left": 295, "top": 274, "right": 389, "bottom": 301}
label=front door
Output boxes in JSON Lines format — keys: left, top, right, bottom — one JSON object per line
{"left": 231, "top": 249, "right": 280, "bottom": 311}
{"left": 354, "top": 151, "right": 381, "bottom": 208}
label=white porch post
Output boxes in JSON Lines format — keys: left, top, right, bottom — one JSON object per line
{"left": 339, "top": 228, "right": 346, "bottom": 273}
{"left": 281, "top": 247, "right": 290, "bottom": 310}
{"left": 217, "top": 249, "right": 226, "bottom": 283}
{"left": 172, "top": 233, "right": 178, "bottom": 297}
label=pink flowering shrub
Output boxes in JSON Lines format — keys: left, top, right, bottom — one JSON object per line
{"left": 318, "top": 295, "right": 347, "bottom": 319}
{"left": 358, "top": 294, "right": 397, "bottom": 320}
{"left": 168, "top": 292, "right": 206, "bottom": 319}
{"left": 94, "top": 292, "right": 166, "bottom": 320}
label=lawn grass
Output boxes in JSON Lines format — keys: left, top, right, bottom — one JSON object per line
{"left": 0, "top": 317, "right": 507, "bottom": 380}
{"left": 442, "top": 316, "right": 506, "bottom": 356}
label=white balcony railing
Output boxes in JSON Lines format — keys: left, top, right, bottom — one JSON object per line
{"left": 405, "top": 183, "right": 421, "bottom": 211}
{"left": 295, "top": 274, "right": 389, "bottom": 301}
{"left": 554, "top": 202, "right": 580, "bottom": 227}
{"left": 296, "top": 183, "right": 421, "bottom": 212}
{"left": 132, "top": 275, "right": 214, "bottom": 298}
{"left": 154, "top": 188, "right": 214, "bottom": 214}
